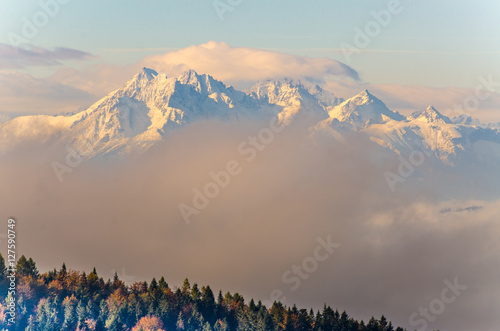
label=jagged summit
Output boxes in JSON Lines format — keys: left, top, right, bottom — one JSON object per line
{"left": 321, "top": 89, "right": 405, "bottom": 130}
{"left": 121, "top": 67, "right": 161, "bottom": 97}
{"left": 0, "top": 69, "right": 498, "bottom": 166}
{"left": 349, "top": 89, "right": 387, "bottom": 106}
{"left": 176, "top": 69, "right": 231, "bottom": 96}
{"left": 249, "top": 78, "right": 341, "bottom": 123}
{"left": 358, "top": 89, "right": 374, "bottom": 98}
{"left": 414, "top": 106, "right": 452, "bottom": 124}
{"left": 139, "top": 67, "right": 158, "bottom": 79}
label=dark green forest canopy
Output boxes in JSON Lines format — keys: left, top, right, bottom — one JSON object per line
{"left": 0, "top": 254, "right": 429, "bottom": 331}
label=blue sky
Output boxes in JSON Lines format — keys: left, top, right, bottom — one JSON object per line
{"left": 1, "top": 0, "right": 499, "bottom": 86}
{"left": 0, "top": 0, "right": 499, "bottom": 117}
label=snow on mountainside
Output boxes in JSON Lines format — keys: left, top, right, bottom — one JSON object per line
{"left": 313, "top": 90, "right": 500, "bottom": 165}
{"left": 318, "top": 90, "right": 406, "bottom": 131}
{"left": 0, "top": 67, "right": 499, "bottom": 166}
{"left": 368, "top": 106, "right": 500, "bottom": 166}
{"left": 412, "top": 106, "right": 453, "bottom": 124}
{"left": 249, "top": 79, "right": 342, "bottom": 124}
{"left": 63, "top": 68, "right": 268, "bottom": 157}
{"left": 452, "top": 114, "right": 500, "bottom": 131}
{"left": 452, "top": 114, "right": 481, "bottom": 126}
{"left": 0, "top": 68, "right": 271, "bottom": 157}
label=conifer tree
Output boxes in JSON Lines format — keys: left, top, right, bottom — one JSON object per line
{"left": 16, "top": 255, "right": 38, "bottom": 278}
{"left": 0, "top": 253, "right": 6, "bottom": 280}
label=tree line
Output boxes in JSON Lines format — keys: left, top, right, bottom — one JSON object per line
{"left": 0, "top": 254, "right": 431, "bottom": 331}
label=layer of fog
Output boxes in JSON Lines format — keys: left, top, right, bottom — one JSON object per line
{"left": 1, "top": 118, "right": 499, "bottom": 331}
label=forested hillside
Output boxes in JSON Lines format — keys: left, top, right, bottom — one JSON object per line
{"left": 0, "top": 254, "right": 418, "bottom": 331}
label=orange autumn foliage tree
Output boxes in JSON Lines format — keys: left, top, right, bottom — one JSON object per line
{"left": 132, "top": 315, "right": 166, "bottom": 331}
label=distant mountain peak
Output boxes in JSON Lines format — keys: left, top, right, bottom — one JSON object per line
{"left": 250, "top": 78, "right": 340, "bottom": 117}
{"left": 321, "top": 90, "right": 405, "bottom": 130}
{"left": 414, "top": 106, "right": 452, "bottom": 124}
{"left": 136, "top": 67, "right": 158, "bottom": 81}
{"left": 177, "top": 69, "right": 201, "bottom": 84}
{"left": 452, "top": 113, "right": 483, "bottom": 126}
{"left": 351, "top": 89, "right": 378, "bottom": 103}
{"left": 360, "top": 89, "right": 372, "bottom": 96}
{"left": 122, "top": 67, "right": 160, "bottom": 96}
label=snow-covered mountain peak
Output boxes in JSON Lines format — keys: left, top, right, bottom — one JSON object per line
{"left": 120, "top": 67, "right": 161, "bottom": 97}
{"left": 177, "top": 69, "right": 201, "bottom": 85}
{"left": 248, "top": 78, "right": 341, "bottom": 124}
{"left": 175, "top": 69, "right": 230, "bottom": 96}
{"left": 452, "top": 113, "right": 482, "bottom": 126}
{"left": 349, "top": 89, "right": 380, "bottom": 105}
{"left": 321, "top": 90, "right": 405, "bottom": 131}
{"left": 359, "top": 88, "right": 374, "bottom": 97}
{"left": 138, "top": 67, "right": 158, "bottom": 80}
{"left": 414, "top": 106, "right": 452, "bottom": 124}
{"left": 250, "top": 78, "right": 340, "bottom": 105}
{"left": 128, "top": 67, "right": 159, "bottom": 86}
{"left": 2, "top": 69, "right": 499, "bottom": 167}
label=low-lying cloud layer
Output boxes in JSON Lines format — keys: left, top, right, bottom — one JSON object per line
{"left": 1, "top": 119, "right": 499, "bottom": 331}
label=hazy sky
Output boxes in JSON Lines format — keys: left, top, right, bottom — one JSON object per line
{"left": 1, "top": 0, "right": 499, "bottom": 87}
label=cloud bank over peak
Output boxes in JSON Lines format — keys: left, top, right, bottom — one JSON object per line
{"left": 141, "top": 41, "right": 360, "bottom": 86}
{"left": 3, "top": 41, "right": 500, "bottom": 123}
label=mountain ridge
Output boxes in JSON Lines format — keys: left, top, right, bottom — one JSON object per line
{"left": 1, "top": 67, "right": 499, "bottom": 165}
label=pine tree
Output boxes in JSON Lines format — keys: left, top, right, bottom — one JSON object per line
{"left": 76, "top": 300, "right": 87, "bottom": 329}
{"left": 59, "top": 263, "right": 68, "bottom": 281}
{"left": 16, "top": 255, "right": 38, "bottom": 278}
{"left": 62, "top": 295, "right": 78, "bottom": 331}
{"left": 216, "top": 290, "right": 225, "bottom": 320}
{"left": 88, "top": 267, "right": 100, "bottom": 294}
{"left": 149, "top": 278, "right": 158, "bottom": 293}
{"left": 367, "top": 316, "right": 379, "bottom": 331}
{"left": 201, "top": 285, "right": 216, "bottom": 325}
{"left": 27, "top": 257, "right": 39, "bottom": 277}
{"left": 182, "top": 278, "right": 191, "bottom": 294}
{"left": 248, "top": 298, "right": 256, "bottom": 312}
{"left": 0, "top": 253, "right": 6, "bottom": 280}
{"left": 187, "top": 308, "right": 205, "bottom": 331}
{"left": 0, "top": 257, "right": 410, "bottom": 331}
{"left": 191, "top": 283, "right": 201, "bottom": 302}
{"left": 158, "top": 276, "right": 168, "bottom": 290}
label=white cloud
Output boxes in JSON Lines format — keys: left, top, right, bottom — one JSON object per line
{"left": 141, "top": 41, "right": 359, "bottom": 85}
{"left": 3, "top": 41, "right": 499, "bottom": 123}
